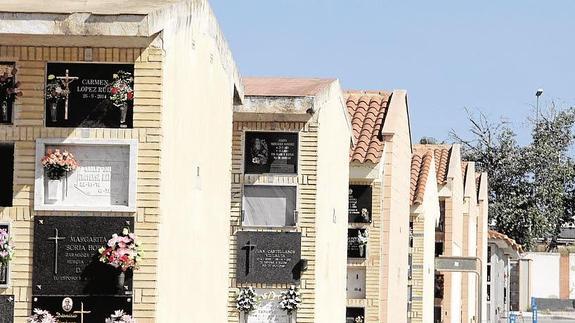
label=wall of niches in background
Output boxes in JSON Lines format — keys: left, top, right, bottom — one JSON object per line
{"left": 0, "top": 45, "right": 162, "bottom": 322}
{"left": 348, "top": 180, "right": 381, "bottom": 323}
{"left": 227, "top": 121, "right": 317, "bottom": 323}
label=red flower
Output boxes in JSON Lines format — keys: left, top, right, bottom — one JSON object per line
{"left": 127, "top": 91, "right": 134, "bottom": 100}
{"left": 111, "top": 87, "right": 119, "bottom": 95}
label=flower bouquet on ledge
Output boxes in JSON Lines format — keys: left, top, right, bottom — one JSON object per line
{"left": 41, "top": 149, "right": 79, "bottom": 180}
{"left": 0, "top": 67, "right": 22, "bottom": 123}
{"left": 279, "top": 285, "right": 301, "bottom": 320}
{"left": 236, "top": 287, "right": 258, "bottom": 323}
{"left": 27, "top": 309, "right": 58, "bottom": 323}
{"left": 45, "top": 74, "right": 68, "bottom": 123}
{"left": 41, "top": 149, "right": 79, "bottom": 202}
{"left": 99, "top": 228, "right": 143, "bottom": 292}
{"left": 109, "top": 70, "right": 134, "bottom": 127}
{"left": 0, "top": 228, "right": 14, "bottom": 283}
{"left": 105, "top": 310, "right": 136, "bottom": 323}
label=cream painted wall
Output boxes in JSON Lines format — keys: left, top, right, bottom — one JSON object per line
{"left": 464, "top": 163, "right": 478, "bottom": 323}
{"left": 477, "top": 173, "right": 489, "bottom": 322}
{"left": 314, "top": 80, "right": 350, "bottom": 322}
{"left": 379, "top": 90, "right": 412, "bottom": 323}
{"left": 421, "top": 161, "right": 441, "bottom": 323}
{"left": 527, "top": 253, "right": 561, "bottom": 298}
{"left": 156, "top": 1, "right": 239, "bottom": 321}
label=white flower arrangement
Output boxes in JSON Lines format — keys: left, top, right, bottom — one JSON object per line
{"left": 279, "top": 285, "right": 301, "bottom": 315}
{"left": 105, "top": 310, "right": 136, "bottom": 323}
{"left": 27, "top": 308, "right": 58, "bottom": 323}
{"left": 0, "top": 228, "right": 14, "bottom": 265}
{"left": 236, "top": 287, "right": 258, "bottom": 314}
{"left": 354, "top": 315, "right": 365, "bottom": 323}
{"left": 357, "top": 230, "right": 369, "bottom": 246}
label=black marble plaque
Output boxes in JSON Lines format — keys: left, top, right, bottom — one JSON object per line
{"left": 348, "top": 185, "right": 372, "bottom": 223}
{"left": 0, "top": 223, "right": 9, "bottom": 285}
{"left": 244, "top": 132, "right": 298, "bottom": 174}
{"left": 236, "top": 231, "right": 302, "bottom": 284}
{"left": 32, "top": 296, "right": 132, "bottom": 323}
{"left": 0, "top": 295, "right": 14, "bottom": 323}
{"left": 0, "top": 63, "right": 17, "bottom": 125}
{"left": 345, "top": 307, "right": 365, "bottom": 323}
{"left": 45, "top": 63, "right": 135, "bottom": 128}
{"left": 347, "top": 228, "right": 368, "bottom": 259}
{"left": 32, "top": 216, "right": 134, "bottom": 296}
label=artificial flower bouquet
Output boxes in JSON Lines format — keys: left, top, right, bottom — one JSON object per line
{"left": 105, "top": 310, "right": 136, "bottom": 323}
{"left": 41, "top": 149, "right": 79, "bottom": 180}
{"left": 109, "top": 71, "right": 134, "bottom": 107}
{"left": 27, "top": 309, "right": 57, "bottom": 323}
{"left": 0, "top": 228, "right": 14, "bottom": 266}
{"left": 99, "top": 228, "right": 143, "bottom": 272}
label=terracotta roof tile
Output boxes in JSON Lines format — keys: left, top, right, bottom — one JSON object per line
{"left": 489, "top": 230, "right": 524, "bottom": 253}
{"left": 346, "top": 91, "right": 391, "bottom": 164}
{"left": 413, "top": 145, "right": 452, "bottom": 184}
{"left": 243, "top": 77, "right": 335, "bottom": 97}
{"left": 410, "top": 151, "right": 434, "bottom": 205}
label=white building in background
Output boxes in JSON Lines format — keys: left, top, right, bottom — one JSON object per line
{"left": 487, "top": 230, "right": 523, "bottom": 323}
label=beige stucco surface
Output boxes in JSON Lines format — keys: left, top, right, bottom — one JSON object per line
{"left": 314, "top": 80, "right": 351, "bottom": 322}
{"left": 156, "top": 1, "right": 241, "bottom": 321}
{"left": 379, "top": 90, "right": 412, "bottom": 323}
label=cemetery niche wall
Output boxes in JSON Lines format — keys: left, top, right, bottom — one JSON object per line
{"left": 347, "top": 267, "right": 367, "bottom": 299}
{"left": 34, "top": 138, "right": 137, "bottom": 212}
{"left": 236, "top": 231, "right": 302, "bottom": 284}
{"left": 244, "top": 132, "right": 299, "bottom": 174}
{"left": 348, "top": 185, "right": 372, "bottom": 223}
{"left": 32, "top": 216, "right": 135, "bottom": 322}
{"left": 45, "top": 63, "right": 135, "bottom": 128}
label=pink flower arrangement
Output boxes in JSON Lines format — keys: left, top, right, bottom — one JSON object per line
{"left": 99, "top": 228, "right": 142, "bottom": 272}
{"left": 41, "top": 149, "right": 79, "bottom": 180}
{"left": 0, "top": 228, "right": 14, "bottom": 265}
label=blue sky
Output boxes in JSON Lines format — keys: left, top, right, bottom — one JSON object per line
{"left": 210, "top": 1, "right": 575, "bottom": 143}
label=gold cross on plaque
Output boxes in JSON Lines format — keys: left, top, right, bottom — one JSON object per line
{"left": 47, "top": 228, "right": 66, "bottom": 275}
{"left": 73, "top": 302, "right": 91, "bottom": 323}
{"left": 56, "top": 69, "right": 78, "bottom": 120}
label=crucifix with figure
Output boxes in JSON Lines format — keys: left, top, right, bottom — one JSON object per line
{"left": 241, "top": 240, "right": 257, "bottom": 276}
{"left": 73, "top": 302, "right": 91, "bottom": 323}
{"left": 48, "top": 228, "right": 66, "bottom": 275}
{"left": 56, "top": 69, "right": 78, "bottom": 120}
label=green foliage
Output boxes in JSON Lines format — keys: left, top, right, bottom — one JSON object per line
{"left": 451, "top": 107, "right": 575, "bottom": 250}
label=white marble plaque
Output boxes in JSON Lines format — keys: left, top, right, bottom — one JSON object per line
{"left": 244, "top": 289, "right": 293, "bottom": 323}
{"left": 346, "top": 267, "right": 366, "bottom": 299}
{"left": 34, "top": 139, "right": 137, "bottom": 212}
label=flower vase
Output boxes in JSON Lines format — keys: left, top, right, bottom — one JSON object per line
{"left": 118, "top": 102, "right": 128, "bottom": 128}
{"left": 50, "top": 102, "right": 58, "bottom": 123}
{"left": 0, "top": 263, "right": 6, "bottom": 284}
{"left": 47, "top": 179, "right": 62, "bottom": 202}
{"left": 359, "top": 245, "right": 365, "bottom": 258}
{"left": 1, "top": 101, "right": 7, "bottom": 122}
{"left": 117, "top": 271, "right": 126, "bottom": 293}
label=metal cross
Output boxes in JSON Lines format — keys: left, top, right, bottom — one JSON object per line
{"left": 47, "top": 228, "right": 66, "bottom": 275}
{"left": 73, "top": 302, "right": 91, "bottom": 323}
{"left": 56, "top": 69, "right": 78, "bottom": 120}
{"left": 241, "top": 240, "right": 257, "bottom": 276}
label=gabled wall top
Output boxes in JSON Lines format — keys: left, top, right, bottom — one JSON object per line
{"left": 0, "top": 0, "right": 184, "bottom": 15}
{"left": 235, "top": 77, "right": 341, "bottom": 121}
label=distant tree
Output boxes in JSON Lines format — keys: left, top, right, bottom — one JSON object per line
{"left": 419, "top": 137, "right": 438, "bottom": 145}
{"left": 451, "top": 107, "right": 575, "bottom": 250}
